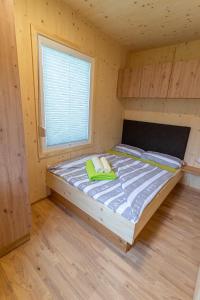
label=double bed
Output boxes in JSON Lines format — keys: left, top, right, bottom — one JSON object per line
{"left": 46, "top": 120, "right": 190, "bottom": 251}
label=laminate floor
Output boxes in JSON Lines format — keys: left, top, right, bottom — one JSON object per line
{"left": 0, "top": 184, "right": 200, "bottom": 300}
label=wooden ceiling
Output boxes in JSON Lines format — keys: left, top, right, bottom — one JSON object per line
{"left": 63, "top": 0, "right": 200, "bottom": 50}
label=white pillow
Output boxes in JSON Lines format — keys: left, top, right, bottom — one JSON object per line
{"left": 141, "top": 151, "right": 183, "bottom": 169}
{"left": 113, "top": 144, "right": 144, "bottom": 158}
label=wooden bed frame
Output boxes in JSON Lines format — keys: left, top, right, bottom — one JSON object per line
{"left": 47, "top": 169, "right": 183, "bottom": 251}
{"left": 47, "top": 120, "right": 190, "bottom": 251}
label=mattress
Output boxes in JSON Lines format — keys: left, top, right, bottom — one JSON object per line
{"left": 48, "top": 153, "right": 175, "bottom": 224}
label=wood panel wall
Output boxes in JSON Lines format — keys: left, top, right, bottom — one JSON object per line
{"left": 0, "top": 0, "right": 31, "bottom": 255}
{"left": 124, "top": 40, "right": 200, "bottom": 190}
{"left": 14, "top": 0, "right": 127, "bottom": 203}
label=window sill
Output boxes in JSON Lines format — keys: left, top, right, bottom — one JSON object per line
{"left": 38, "top": 141, "right": 93, "bottom": 160}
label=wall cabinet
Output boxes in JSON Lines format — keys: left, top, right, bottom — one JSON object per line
{"left": 118, "top": 59, "right": 200, "bottom": 99}
{"left": 140, "top": 62, "right": 172, "bottom": 98}
{"left": 118, "top": 67, "right": 142, "bottom": 97}
{"left": 0, "top": 0, "right": 31, "bottom": 257}
{"left": 168, "top": 59, "right": 200, "bottom": 98}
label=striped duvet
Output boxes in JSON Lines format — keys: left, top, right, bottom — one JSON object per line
{"left": 48, "top": 153, "right": 175, "bottom": 224}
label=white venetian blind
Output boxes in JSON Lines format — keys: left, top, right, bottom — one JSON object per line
{"left": 39, "top": 36, "right": 92, "bottom": 148}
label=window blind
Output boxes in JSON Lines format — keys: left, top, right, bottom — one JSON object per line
{"left": 39, "top": 37, "right": 92, "bottom": 148}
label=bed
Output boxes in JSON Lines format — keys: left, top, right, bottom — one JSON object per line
{"left": 46, "top": 120, "right": 190, "bottom": 251}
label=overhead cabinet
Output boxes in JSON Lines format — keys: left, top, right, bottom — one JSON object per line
{"left": 140, "top": 62, "right": 172, "bottom": 98}
{"left": 117, "top": 67, "right": 142, "bottom": 97}
{"left": 167, "top": 59, "right": 200, "bottom": 98}
{"left": 118, "top": 59, "right": 200, "bottom": 99}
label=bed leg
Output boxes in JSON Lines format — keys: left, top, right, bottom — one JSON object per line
{"left": 121, "top": 241, "right": 132, "bottom": 252}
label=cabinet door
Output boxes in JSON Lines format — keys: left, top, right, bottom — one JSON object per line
{"left": 117, "top": 67, "right": 142, "bottom": 97}
{"left": 0, "top": 0, "right": 31, "bottom": 257}
{"left": 168, "top": 59, "right": 200, "bottom": 98}
{"left": 139, "top": 64, "right": 154, "bottom": 97}
{"left": 140, "top": 62, "right": 172, "bottom": 98}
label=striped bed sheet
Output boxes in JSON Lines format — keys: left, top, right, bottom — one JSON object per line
{"left": 48, "top": 153, "right": 175, "bottom": 224}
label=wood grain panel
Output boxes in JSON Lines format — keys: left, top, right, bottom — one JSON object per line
{"left": 118, "top": 62, "right": 172, "bottom": 98}
{"left": 139, "top": 62, "right": 172, "bottom": 98}
{"left": 127, "top": 67, "right": 142, "bottom": 97}
{"left": 57, "top": 0, "right": 200, "bottom": 50}
{"left": 139, "top": 64, "right": 154, "bottom": 97}
{"left": 0, "top": 0, "right": 31, "bottom": 256}
{"left": 148, "top": 62, "right": 172, "bottom": 98}
{"left": 168, "top": 59, "right": 200, "bottom": 98}
{"left": 117, "top": 67, "right": 141, "bottom": 97}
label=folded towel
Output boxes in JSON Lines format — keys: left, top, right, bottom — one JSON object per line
{"left": 86, "top": 160, "right": 117, "bottom": 181}
{"left": 100, "top": 157, "right": 111, "bottom": 173}
{"left": 92, "top": 156, "right": 104, "bottom": 173}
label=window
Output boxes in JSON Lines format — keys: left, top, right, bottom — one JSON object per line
{"left": 38, "top": 35, "right": 93, "bottom": 154}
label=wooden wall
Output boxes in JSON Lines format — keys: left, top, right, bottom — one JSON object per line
{"left": 14, "top": 0, "right": 126, "bottom": 203}
{"left": 14, "top": 0, "right": 200, "bottom": 199}
{"left": 124, "top": 40, "right": 200, "bottom": 190}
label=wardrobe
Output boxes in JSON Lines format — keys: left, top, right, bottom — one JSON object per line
{"left": 0, "top": 0, "right": 31, "bottom": 257}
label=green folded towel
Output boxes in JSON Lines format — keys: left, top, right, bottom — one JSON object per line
{"left": 86, "top": 160, "right": 117, "bottom": 181}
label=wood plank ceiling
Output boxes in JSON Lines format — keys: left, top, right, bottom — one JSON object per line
{"left": 63, "top": 0, "right": 200, "bottom": 50}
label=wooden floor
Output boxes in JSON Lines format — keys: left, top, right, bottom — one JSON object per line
{"left": 0, "top": 184, "right": 200, "bottom": 300}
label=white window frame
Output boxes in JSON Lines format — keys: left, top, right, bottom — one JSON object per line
{"left": 38, "top": 34, "right": 94, "bottom": 156}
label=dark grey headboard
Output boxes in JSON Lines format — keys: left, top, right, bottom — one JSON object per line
{"left": 122, "top": 120, "right": 191, "bottom": 160}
